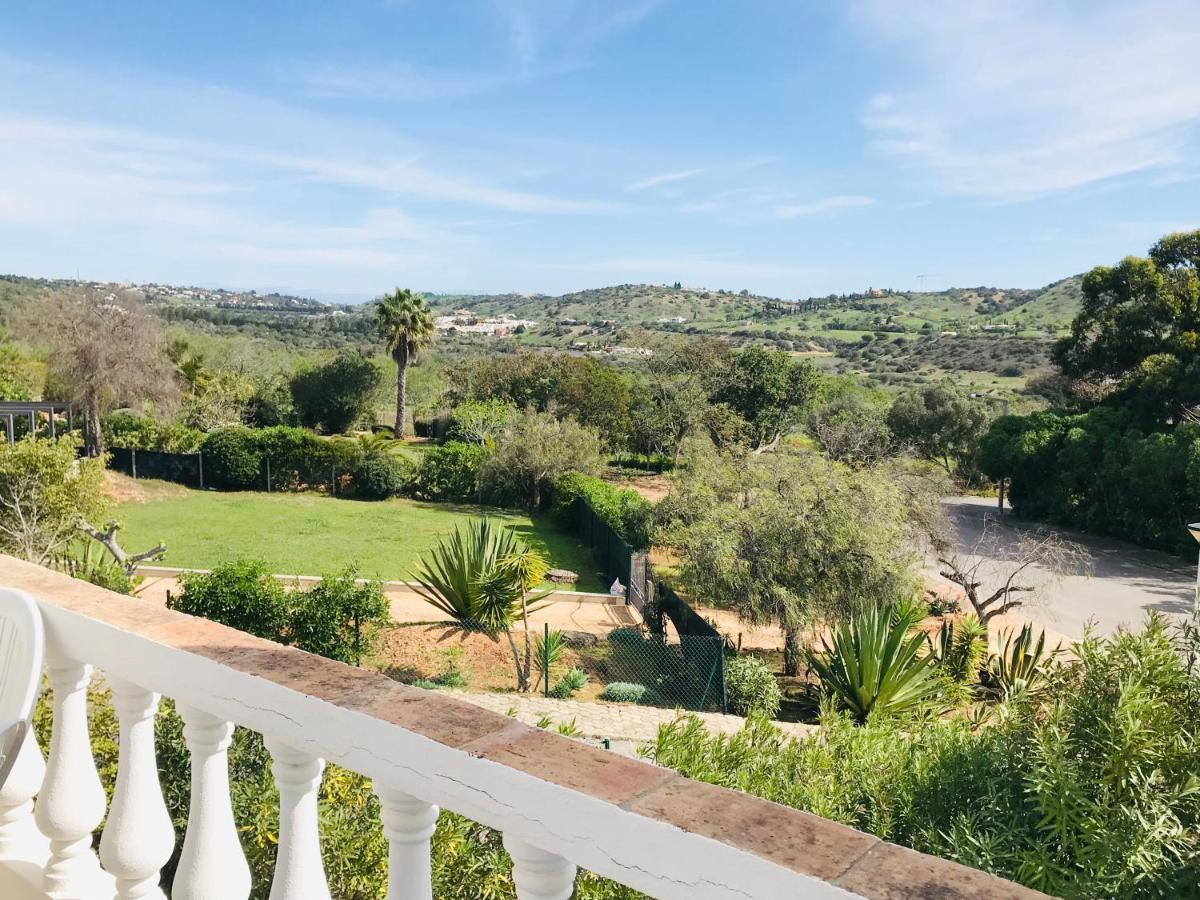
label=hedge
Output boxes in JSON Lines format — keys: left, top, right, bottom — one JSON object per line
{"left": 551, "top": 472, "right": 654, "bottom": 550}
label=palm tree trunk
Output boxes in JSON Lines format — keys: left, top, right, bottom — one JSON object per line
{"left": 520, "top": 592, "right": 533, "bottom": 688}
{"left": 504, "top": 628, "right": 528, "bottom": 692}
{"left": 393, "top": 343, "right": 409, "bottom": 439}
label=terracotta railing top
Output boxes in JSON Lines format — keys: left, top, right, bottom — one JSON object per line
{"left": 1, "top": 555, "right": 1046, "bottom": 899}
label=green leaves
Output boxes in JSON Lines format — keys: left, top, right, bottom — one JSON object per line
{"left": 806, "top": 605, "right": 944, "bottom": 723}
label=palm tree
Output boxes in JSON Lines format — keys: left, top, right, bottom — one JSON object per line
{"left": 374, "top": 288, "right": 435, "bottom": 438}
{"left": 410, "top": 519, "right": 548, "bottom": 691}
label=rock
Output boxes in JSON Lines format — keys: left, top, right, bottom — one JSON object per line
{"left": 545, "top": 568, "right": 578, "bottom": 584}
{"left": 561, "top": 630, "right": 599, "bottom": 648}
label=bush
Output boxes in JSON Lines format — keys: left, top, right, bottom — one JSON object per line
{"left": 600, "top": 682, "right": 654, "bottom": 704}
{"left": 549, "top": 667, "right": 588, "bottom": 699}
{"left": 649, "top": 615, "right": 1200, "bottom": 899}
{"left": 201, "top": 426, "right": 263, "bottom": 489}
{"left": 170, "top": 559, "right": 290, "bottom": 641}
{"left": 724, "top": 655, "right": 782, "bottom": 718}
{"left": 288, "top": 568, "right": 390, "bottom": 665}
{"left": 411, "top": 441, "right": 486, "bottom": 502}
{"left": 103, "top": 412, "right": 203, "bottom": 453}
{"left": 353, "top": 454, "right": 411, "bottom": 499}
{"left": 290, "top": 349, "right": 383, "bottom": 434}
{"left": 550, "top": 472, "right": 654, "bottom": 549}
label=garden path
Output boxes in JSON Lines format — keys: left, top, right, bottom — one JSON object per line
{"left": 447, "top": 689, "right": 817, "bottom": 747}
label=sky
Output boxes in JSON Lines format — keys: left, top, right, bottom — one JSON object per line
{"left": 1, "top": 0, "right": 1199, "bottom": 302}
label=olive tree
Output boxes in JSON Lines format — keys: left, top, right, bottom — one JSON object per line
{"left": 483, "top": 409, "right": 603, "bottom": 509}
{"left": 660, "top": 445, "right": 925, "bottom": 674}
{"left": 31, "top": 290, "right": 178, "bottom": 456}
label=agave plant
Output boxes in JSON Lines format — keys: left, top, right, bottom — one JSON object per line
{"left": 928, "top": 614, "right": 988, "bottom": 684}
{"left": 533, "top": 628, "right": 568, "bottom": 692}
{"left": 410, "top": 519, "right": 548, "bottom": 691}
{"left": 989, "top": 623, "right": 1058, "bottom": 698}
{"left": 806, "top": 604, "right": 943, "bottom": 723}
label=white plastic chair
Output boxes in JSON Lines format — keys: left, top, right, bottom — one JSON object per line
{"left": 0, "top": 588, "right": 44, "bottom": 790}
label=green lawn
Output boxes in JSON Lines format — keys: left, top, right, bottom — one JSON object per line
{"left": 116, "top": 485, "right": 606, "bottom": 591}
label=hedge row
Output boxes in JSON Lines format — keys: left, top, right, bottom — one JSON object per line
{"left": 979, "top": 406, "right": 1200, "bottom": 556}
{"left": 550, "top": 472, "right": 654, "bottom": 550}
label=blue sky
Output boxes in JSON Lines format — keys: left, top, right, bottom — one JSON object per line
{"left": 2, "top": 0, "right": 1198, "bottom": 301}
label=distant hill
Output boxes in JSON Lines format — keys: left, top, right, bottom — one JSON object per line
{"left": 427, "top": 276, "right": 1084, "bottom": 344}
{"left": 0, "top": 275, "right": 334, "bottom": 314}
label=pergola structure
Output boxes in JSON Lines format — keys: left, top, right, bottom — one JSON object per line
{"left": 0, "top": 400, "right": 73, "bottom": 443}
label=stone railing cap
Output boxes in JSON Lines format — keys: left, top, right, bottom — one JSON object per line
{"left": 2, "top": 555, "right": 1047, "bottom": 900}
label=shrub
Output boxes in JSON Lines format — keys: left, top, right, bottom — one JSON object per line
{"left": 170, "top": 559, "right": 290, "bottom": 642}
{"left": 600, "top": 682, "right": 653, "bottom": 704}
{"left": 103, "top": 412, "right": 204, "bottom": 453}
{"left": 650, "top": 615, "right": 1200, "bottom": 899}
{"left": 805, "top": 605, "right": 943, "bottom": 723}
{"left": 483, "top": 409, "right": 603, "bottom": 509}
{"left": 411, "top": 441, "right": 486, "bottom": 502}
{"left": 353, "top": 454, "right": 411, "bottom": 500}
{"left": 724, "top": 655, "right": 782, "bottom": 718}
{"left": 201, "top": 426, "right": 263, "bottom": 489}
{"left": 290, "top": 349, "right": 383, "bottom": 434}
{"left": 551, "top": 472, "right": 654, "bottom": 550}
{"left": 288, "top": 568, "right": 390, "bottom": 665}
{"left": 549, "top": 667, "right": 588, "bottom": 699}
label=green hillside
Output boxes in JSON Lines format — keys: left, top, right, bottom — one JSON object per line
{"left": 428, "top": 277, "right": 1083, "bottom": 345}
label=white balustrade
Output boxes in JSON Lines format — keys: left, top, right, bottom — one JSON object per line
{"left": 503, "top": 835, "right": 578, "bottom": 900}
{"left": 99, "top": 678, "right": 175, "bottom": 899}
{"left": 173, "top": 704, "right": 251, "bottom": 900}
{"left": 0, "top": 727, "right": 46, "bottom": 860}
{"left": 377, "top": 787, "right": 438, "bottom": 900}
{"left": 264, "top": 736, "right": 331, "bottom": 900}
{"left": 34, "top": 652, "right": 107, "bottom": 898}
{"left": 1, "top": 565, "right": 1029, "bottom": 900}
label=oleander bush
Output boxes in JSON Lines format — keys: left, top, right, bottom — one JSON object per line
{"left": 723, "top": 655, "right": 782, "bottom": 718}
{"left": 650, "top": 614, "right": 1200, "bottom": 899}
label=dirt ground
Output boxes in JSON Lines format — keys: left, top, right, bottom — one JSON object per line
{"left": 603, "top": 472, "right": 671, "bottom": 502}
{"left": 102, "top": 471, "right": 188, "bottom": 504}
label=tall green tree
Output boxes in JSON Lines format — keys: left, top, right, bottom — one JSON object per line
{"left": 887, "top": 383, "right": 988, "bottom": 478}
{"left": 1053, "top": 229, "right": 1200, "bottom": 424}
{"left": 289, "top": 349, "right": 383, "bottom": 434}
{"left": 375, "top": 288, "right": 435, "bottom": 438}
{"left": 711, "top": 346, "right": 820, "bottom": 452}
{"left": 659, "top": 446, "right": 924, "bottom": 674}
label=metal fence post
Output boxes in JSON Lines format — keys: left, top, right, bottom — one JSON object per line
{"left": 197, "top": 451, "right": 204, "bottom": 489}
{"left": 266, "top": 457, "right": 272, "bottom": 492}
{"left": 131, "top": 448, "right": 137, "bottom": 479}
{"left": 543, "top": 622, "right": 550, "bottom": 699}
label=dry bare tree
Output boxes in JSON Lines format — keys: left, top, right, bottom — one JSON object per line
{"left": 28, "top": 290, "right": 178, "bottom": 456}
{"left": 933, "top": 518, "right": 1089, "bottom": 625}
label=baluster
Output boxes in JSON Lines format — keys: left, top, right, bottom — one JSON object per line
{"left": 377, "top": 787, "right": 437, "bottom": 900}
{"left": 99, "top": 678, "right": 175, "bottom": 899}
{"left": 34, "top": 654, "right": 106, "bottom": 898}
{"left": 0, "top": 726, "right": 48, "bottom": 861}
{"left": 174, "top": 704, "right": 250, "bottom": 900}
{"left": 264, "top": 737, "right": 331, "bottom": 900}
{"left": 503, "top": 835, "right": 576, "bottom": 900}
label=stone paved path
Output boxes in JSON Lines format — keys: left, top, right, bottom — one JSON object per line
{"left": 448, "top": 690, "right": 816, "bottom": 744}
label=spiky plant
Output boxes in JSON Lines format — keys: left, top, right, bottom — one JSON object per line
{"left": 928, "top": 614, "right": 988, "bottom": 684}
{"left": 988, "top": 623, "right": 1058, "bottom": 698}
{"left": 410, "top": 519, "right": 547, "bottom": 691}
{"left": 806, "top": 604, "right": 943, "bottom": 723}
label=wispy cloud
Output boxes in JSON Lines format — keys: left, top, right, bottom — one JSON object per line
{"left": 777, "top": 195, "right": 875, "bottom": 218}
{"left": 853, "top": 0, "right": 1200, "bottom": 199}
{"left": 626, "top": 168, "right": 705, "bottom": 192}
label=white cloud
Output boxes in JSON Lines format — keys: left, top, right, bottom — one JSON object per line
{"left": 777, "top": 195, "right": 875, "bottom": 218}
{"left": 625, "top": 168, "right": 705, "bottom": 191}
{"left": 853, "top": 0, "right": 1200, "bottom": 199}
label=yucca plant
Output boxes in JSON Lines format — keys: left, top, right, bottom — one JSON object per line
{"left": 806, "top": 604, "right": 943, "bottom": 723}
{"left": 533, "top": 628, "right": 568, "bottom": 692}
{"left": 988, "top": 623, "right": 1057, "bottom": 698}
{"left": 411, "top": 519, "right": 547, "bottom": 691}
{"left": 928, "top": 614, "right": 988, "bottom": 684}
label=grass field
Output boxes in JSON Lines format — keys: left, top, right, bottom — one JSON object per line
{"left": 114, "top": 484, "right": 606, "bottom": 591}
